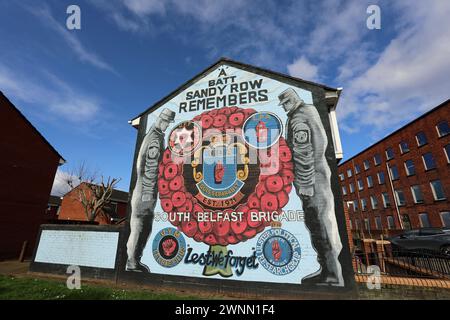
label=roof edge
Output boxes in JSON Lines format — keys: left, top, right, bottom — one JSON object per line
{"left": 338, "top": 98, "right": 450, "bottom": 167}
{"left": 1, "top": 91, "right": 66, "bottom": 164}
{"left": 129, "top": 57, "right": 339, "bottom": 124}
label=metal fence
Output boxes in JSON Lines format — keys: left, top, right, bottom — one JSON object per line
{"left": 353, "top": 250, "right": 450, "bottom": 280}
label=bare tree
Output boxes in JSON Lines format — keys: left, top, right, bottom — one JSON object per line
{"left": 58, "top": 161, "right": 121, "bottom": 222}
{"left": 78, "top": 176, "right": 121, "bottom": 222}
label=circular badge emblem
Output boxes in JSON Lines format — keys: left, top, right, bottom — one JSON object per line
{"left": 158, "top": 106, "right": 294, "bottom": 247}
{"left": 168, "top": 121, "right": 202, "bottom": 156}
{"left": 255, "top": 228, "right": 301, "bottom": 275}
{"left": 242, "top": 112, "right": 283, "bottom": 149}
{"left": 152, "top": 227, "right": 186, "bottom": 268}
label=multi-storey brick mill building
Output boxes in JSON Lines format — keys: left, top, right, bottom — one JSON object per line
{"left": 338, "top": 99, "right": 449, "bottom": 243}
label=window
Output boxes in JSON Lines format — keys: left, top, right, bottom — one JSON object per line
{"left": 375, "top": 217, "right": 382, "bottom": 230}
{"left": 339, "top": 173, "right": 345, "bottom": 181}
{"left": 349, "top": 219, "right": 353, "bottom": 229}
{"left": 347, "top": 169, "right": 353, "bottom": 178}
{"left": 389, "top": 165, "right": 399, "bottom": 180}
{"left": 342, "top": 186, "right": 347, "bottom": 195}
{"left": 402, "top": 215, "right": 412, "bottom": 230}
{"left": 373, "top": 154, "right": 382, "bottom": 166}
{"left": 436, "top": 121, "right": 449, "bottom": 137}
{"left": 370, "top": 196, "right": 378, "bottom": 210}
{"left": 430, "top": 180, "right": 446, "bottom": 200}
{"left": 355, "top": 219, "right": 360, "bottom": 230}
{"left": 416, "top": 131, "right": 428, "bottom": 147}
{"left": 354, "top": 164, "right": 361, "bottom": 174}
{"left": 419, "top": 213, "right": 431, "bottom": 228}
{"left": 385, "top": 147, "right": 394, "bottom": 160}
{"left": 445, "top": 144, "right": 450, "bottom": 163}
{"left": 422, "top": 152, "right": 436, "bottom": 170}
{"left": 387, "top": 216, "right": 395, "bottom": 229}
{"left": 353, "top": 200, "right": 359, "bottom": 211}
{"left": 367, "top": 176, "right": 374, "bottom": 188}
{"left": 361, "top": 198, "right": 367, "bottom": 211}
{"left": 395, "top": 189, "right": 406, "bottom": 206}
{"left": 357, "top": 179, "right": 364, "bottom": 191}
{"left": 411, "top": 185, "right": 424, "bottom": 204}
{"left": 377, "top": 171, "right": 385, "bottom": 184}
{"left": 363, "top": 160, "right": 370, "bottom": 170}
{"left": 399, "top": 141, "right": 409, "bottom": 154}
{"left": 349, "top": 183, "right": 355, "bottom": 193}
{"left": 404, "top": 159, "right": 415, "bottom": 176}
{"left": 364, "top": 218, "right": 370, "bottom": 231}
{"left": 440, "top": 211, "right": 450, "bottom": 228}
{"left": 382, "top": 192, "right": 391, "bottom": 208}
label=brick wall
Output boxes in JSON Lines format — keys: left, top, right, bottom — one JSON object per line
{"left": 0, "top": 93, "right": 61, "bottom": 259}
{"left": 58, "top": 183, "right": 127, "bottom": 224}
{"left": 338, "top": 100, "right": 450, "bottom": 237}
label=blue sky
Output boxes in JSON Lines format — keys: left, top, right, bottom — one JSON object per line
{"left": 1, "top": 0, "right": 449, "bottom": 194}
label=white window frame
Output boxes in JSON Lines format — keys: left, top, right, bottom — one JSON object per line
{"left": 410, "top": 185, "right": 424, "bottom": 204}
{"left": 373, "top": 154, "right": 381, "bottom": 166}
{"left": 436, "top": 121, "right": 449, "bottom": 138}
{"left": 385, "top": 148, "right": 394, "bottom": 160}
{"left": 347, "top": 169, "right": 352, "bottom": 178}
{"left": 422, "top": 152, "right": 436, "bottom": 171}
{"left": 367, "top": 176, "right": 374, "bottom": 188}
{"left": 357, "top": 179, "right": 364, "bottom": 191}
{"left": 382, "top": 192, "right": 390, "bottom": 208}
{"left": 404, "top": 159, "right": 415, "bottom": 176}
{"left": 395, "top": 189, "right": 406, "bottom": 206}
{"left": 377, "top": 171, "right": 385, "bottom": 184}
{"left": 375, "top": 216, "right": 382, "bottom": 230}
{"left": 370, "top": 196, "right": 378, "bottom": 210}
{"left": 364, "top": 218, "right": 370, "bottom": 231}
{"left": 361, "top": 198, "right": 367, "bottom": 211}
{"left": 430, "top": 180, "right": 446, "bottom": 201}
{"left": 440, "top": 211, "right": 450, "bottom": 228}
{"left": 444, "top": 145, "right": 450, "bottom": 164}
{"left": 363, "top": 160, "right": 370, "bottom": 170}
{"left": 387, "top": 216, "right": 395, "bottom": 230}
{"left": 416, "top": 131, "right": 427, "bottom": 147}
{"left": 399, "top": 141, "right": 409, "bottom": 154}
{"left": 390, "top": 165, "right": 399, "bottom": 180}
{"left": 419, "top": 213, "right": 431, "bottom": 228}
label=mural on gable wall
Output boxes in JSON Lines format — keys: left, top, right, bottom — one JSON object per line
{"left": 124, "top": 63, "right": 350, "bottom": 287}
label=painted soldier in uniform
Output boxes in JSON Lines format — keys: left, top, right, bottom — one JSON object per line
{"left": 279, "top": 88, "right": 344, "bottom": 286}
{"left": 126, "top": 108, "right": 175, "bottom": 272}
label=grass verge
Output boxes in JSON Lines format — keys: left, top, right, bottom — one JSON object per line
{"left": 0, "top": 275, "right": 201, "bottom": 300}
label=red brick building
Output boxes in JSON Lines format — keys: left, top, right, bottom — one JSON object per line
{"left": 0, "top": 92, "right": 65, "bottom": 259}
{"left": 58, "top": 182, "right": 128, "bottom": 225}
{"left": 338, "top": 99, "right": 449, "bottom": 242}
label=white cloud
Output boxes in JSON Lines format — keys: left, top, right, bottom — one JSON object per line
{"left": 0, "top": 64, "right": 100, "bottom": 123}
{"left": 337, "top": 0, "right": 450, "bottom": 134}
{"left": 27, "top": 5, "right": 117, "bottom": 74}
{"left": 123, "top": 0, "right": 166, "bottom": 16}
{"left": 51, "top": 170, "right": 81, "bottom": 196}
{"left": 287, "top": 56, "right": 319, "bottom": 82}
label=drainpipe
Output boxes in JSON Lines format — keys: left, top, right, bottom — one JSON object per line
{"left": 386, "top": 163, "right": 404, "bottom": 230}
{"left": 352, "top": 159, "right": 366, "bottom": 240}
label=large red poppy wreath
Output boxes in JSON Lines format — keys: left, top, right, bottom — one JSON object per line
{"left": 157, "top": 106, "right": 294, "bottom": 246}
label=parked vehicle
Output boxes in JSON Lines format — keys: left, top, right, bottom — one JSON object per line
{"left": 388, "top": 228, "right": 450, "bottom": 256}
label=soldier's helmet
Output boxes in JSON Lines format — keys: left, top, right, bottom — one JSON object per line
{"left": 278, "top": 88, "right": 303, "bottom": 106}
{"left": 159, "top": 108, "right": 176, "bottom": 123}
